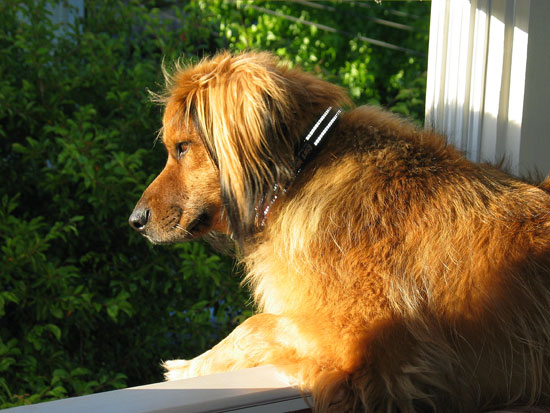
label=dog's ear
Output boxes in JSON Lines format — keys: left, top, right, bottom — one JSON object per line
{"left": 185, "top": 52, "right": 297, "bottom": 242}
{"left": 168, "top": 51, "right": 351, "bottom": 243}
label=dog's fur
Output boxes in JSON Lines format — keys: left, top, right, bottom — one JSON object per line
{"left": 129, "top": 51, "right": 550, "bottom": 412}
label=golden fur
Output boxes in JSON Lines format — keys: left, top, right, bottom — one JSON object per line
{"left": 129, "top": 51, "right": 550, "bottom": 412}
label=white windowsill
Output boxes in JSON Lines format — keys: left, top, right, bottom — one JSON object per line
{"left": 4, "top": 366, "right": 311, "bottom": 413}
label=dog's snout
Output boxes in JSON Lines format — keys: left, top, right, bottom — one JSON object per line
{"left": 129, "top": 206, "right": 151, "bottom": 232}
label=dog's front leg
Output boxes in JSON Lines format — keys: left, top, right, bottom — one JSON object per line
{"left": 163, "top": 313, "right": 316, "bottom": 381}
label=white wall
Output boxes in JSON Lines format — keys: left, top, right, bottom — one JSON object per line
{"left": 425, "top": 0, "right": 550, "bottom": 177}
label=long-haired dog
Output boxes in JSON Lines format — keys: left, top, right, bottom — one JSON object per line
{"left": 129, "top": 51, "right": 550, "bottom": 412}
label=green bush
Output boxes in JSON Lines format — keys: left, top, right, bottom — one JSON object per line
{"left": 204, "top": 0, "right": 430, "bottom": 122}
{"left": 0, "top": 0, "right": 429, "bottom": 407}
{"left": 0, "top": 1, "right": 250, "bottom": 407}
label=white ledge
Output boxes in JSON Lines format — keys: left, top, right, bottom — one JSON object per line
{"left": 5, "top": 366, "right": 311, "bottom": 413}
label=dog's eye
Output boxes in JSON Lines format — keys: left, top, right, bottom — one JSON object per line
{"left": 176, "top": 142, "right": 190, "bottom": 159}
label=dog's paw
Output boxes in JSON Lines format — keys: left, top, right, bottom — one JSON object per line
{"left": 274, "top": 368, "right": 302, "bottom": 387}
{"left": 162, "top": 359, "right": 194, "bottom": 381}
{"left": 163, "top": 349, "right": 216, "bottom": 380}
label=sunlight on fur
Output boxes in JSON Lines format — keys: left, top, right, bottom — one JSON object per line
{"left": 129, "top": 51, "right": 550, "bottom": 412}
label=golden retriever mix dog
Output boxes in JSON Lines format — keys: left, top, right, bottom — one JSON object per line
{"left": 129, "top": 51, "right": 550, "bottom": 412}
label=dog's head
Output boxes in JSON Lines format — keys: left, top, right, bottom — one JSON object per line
{"left": 129, "top": 51, "right": 350, "bottom": 244}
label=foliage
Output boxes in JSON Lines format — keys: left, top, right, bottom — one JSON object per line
{"left": 0, "top": 0, "right": 249, "bottom": 407}
{"left": 0, "top": 0, "right": 430, "bottom": 408}
{"left": 195, "top": 0, "right": 430, "bottom": 122}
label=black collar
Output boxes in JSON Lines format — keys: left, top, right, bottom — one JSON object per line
{"left": 256, "top": 107, "right": 342, "bottom": 228}
{"left": 294, "top": 106, "right": 342, "bottom": 175}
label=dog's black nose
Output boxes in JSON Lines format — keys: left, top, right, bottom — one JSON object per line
{"left": 129, "top": 207, "right": 150, "bottom": 232}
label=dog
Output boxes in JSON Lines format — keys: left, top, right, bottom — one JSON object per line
{"left": 129, "top": 51, "right": 550, "bottom": 412}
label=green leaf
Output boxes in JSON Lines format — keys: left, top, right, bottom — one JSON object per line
{"left": 70, "top": 367, "right": 91, "bottom": 377}
{"left": 106, "top": 303, "right": 119, "bottom": 321}
{"left": 0, "top": 357, "right": 16, "bottom": 372}
{"left": 49, "top": 306, "right": 64, "bottom": 319}
{"left": 11, "top": 143, "right": 27, "bottom": 154}
{"left": 44, "top": 324, "right": 62, "bottom": 341}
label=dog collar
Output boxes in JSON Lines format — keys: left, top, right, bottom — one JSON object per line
{"left": 295, "top": 106, "right": 342, "bottom": 175}
{"left": 257, "top": 107, "right": 342, "bottom": 228}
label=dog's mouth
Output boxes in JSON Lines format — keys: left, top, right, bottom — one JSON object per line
{"left": 187, "top": 210, "right": 212, "bottom": 236}
{"left": 140, "top": 207, "right": 216, "bottom": 244}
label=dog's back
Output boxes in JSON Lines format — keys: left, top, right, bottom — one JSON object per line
{"left": 246, "top": 104, "right": 550, "bottom": 411}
